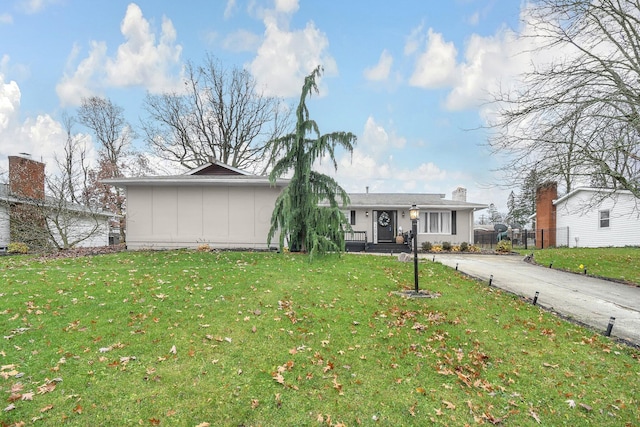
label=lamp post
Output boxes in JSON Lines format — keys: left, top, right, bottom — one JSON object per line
{"left": 409, "top": 204, "right": 420, "bottom": 293}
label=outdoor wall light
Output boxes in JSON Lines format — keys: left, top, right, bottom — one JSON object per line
{"left": 402, "top": 211, "right": 405, "bottom": 218}
{"left": 365, "top": 211, "right": 369, "bottom": 217}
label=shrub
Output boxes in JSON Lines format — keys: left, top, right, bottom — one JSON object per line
{"left": 196, "top": 244, "right": 211, "bottom": 252}
{"left": 421, "top": 241, "right": 432, "bottom": 252}
{"left": 496, "top": 240, "right": 512, "bottom": 253}
{"left": 442, "top": 241, "right": 452, "bottom": 251}
{"left": 8, "top": 242, "right": 29, "bottom": 254}
{"left": 431, "top": 244, "right": 443, "bottom": 253}
{"left": 452, "top": 245, "right": 460, "bottom": 252}
{"left": 460, "top": 241, "right": 469, "bottom": 252}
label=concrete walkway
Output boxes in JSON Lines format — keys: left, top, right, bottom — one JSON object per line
{"left": 428, "top": 253, "right": 640, "bottom": 346}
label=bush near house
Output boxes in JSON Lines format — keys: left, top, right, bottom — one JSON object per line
{"left": 7, "top": 242, "right": 29, "bottom": 254}
{"left": 496, "top": 240, "right": 513, "bottom": 253}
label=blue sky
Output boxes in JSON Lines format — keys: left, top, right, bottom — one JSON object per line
{"left": 0, "top": 0, "right": 538, "bottom": 212}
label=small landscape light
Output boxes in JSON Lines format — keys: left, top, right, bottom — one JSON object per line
{"left": 533, "top": 291, "right": 539, "bottom": 305}
{"left": 605, "top": 317, "right": 616, "bottom": 337}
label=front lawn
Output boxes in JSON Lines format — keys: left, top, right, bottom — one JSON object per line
{"left": 518, "top": 247, "right": 640, "bottom": 285}
{"left": 0, "top": 251, "right": 638, "bottom": 426}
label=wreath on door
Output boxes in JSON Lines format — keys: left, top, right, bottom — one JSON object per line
{"left": 378, "top": 211, "right": 390, "bottom": 227}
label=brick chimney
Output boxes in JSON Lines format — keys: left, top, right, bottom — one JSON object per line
{"left": 8, "top": 155, "right": 45, "bottom": 200}
{"left": 535, "top": 182, "right": 557, "bottom": 248}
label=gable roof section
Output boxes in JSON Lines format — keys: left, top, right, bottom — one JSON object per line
{"left": 553, "top": 187, "right": 636, "bottom": 206}
{"left": 185, "top": 160, "right": 250, "bottom": 176}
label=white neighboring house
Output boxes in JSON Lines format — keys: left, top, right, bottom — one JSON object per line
{"left": 554, "top": 187, "right": 640, "bottom": 248}
{"left": 0, "top": 155, "right": 114, "bottom": 251}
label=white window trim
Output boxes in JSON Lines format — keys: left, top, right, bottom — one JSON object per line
{"left": 599, "top": 209, "right": 610, "bottom": 228}
{"left": 423, "top": 211, "right": 452, "bottom": 234}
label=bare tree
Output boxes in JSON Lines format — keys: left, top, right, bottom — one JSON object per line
{"left": 78, "top": 96, "right": 135, "bottom": 242}
{"left": 141, "top": 54, "right": 291, "bottom": 174}
{"left": 44, "top": 116, "right": 109, "bottom": 249}
{"left": 489, "top": 0, "right": 640, "bottom": 200}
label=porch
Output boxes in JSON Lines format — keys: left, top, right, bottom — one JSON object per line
{"left": 344, "top": 231, "right": 413, "bottom": 254}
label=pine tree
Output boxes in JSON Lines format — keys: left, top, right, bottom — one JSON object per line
{"left": 267, "top": 66, "right": 356, "bottom": 258}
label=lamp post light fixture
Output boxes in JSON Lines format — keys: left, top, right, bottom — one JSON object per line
{"left": 409, "top": 204, "right": 420, "bottom": 293}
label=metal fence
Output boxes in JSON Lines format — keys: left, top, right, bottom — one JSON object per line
{"left": 474, "top": 227, "right": 570, "bottom": 249}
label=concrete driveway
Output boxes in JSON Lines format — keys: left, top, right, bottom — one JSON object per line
{"left": 430, "top": 253, "right": 640, "bottom": 346}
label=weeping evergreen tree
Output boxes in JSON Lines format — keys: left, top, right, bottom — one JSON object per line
{"left": 267, "top": 66, "right": 356, "bottom": 258}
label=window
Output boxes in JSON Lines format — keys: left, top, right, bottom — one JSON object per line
{"left": 599, "top": 210, "right": 610, "bottom": 228}
{"left": 424, "top": 211, "right": 452, "bottom": 234}
{"left": 350, "top": 210, "right": 356, "bottom": 226}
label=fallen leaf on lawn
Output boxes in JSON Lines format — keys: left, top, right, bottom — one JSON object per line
{"left": 3, "top": 403, "right": 16, "bottom": 412}
{"left": 332, "top": 375, "right": 343, "bottom": 395}
{"left": 11, "top": 383, "right": 24, "bottom": 393}
{"left": 149, "top": 418, "right": 160, "bottom": 425}
{"left": 169, "top": 345, "right": 177, "bottom": 354}
{"left": 8, "top": 393, "right": 21, "bottom": 402}
{"left": 566, "top": 399, "right": 576, "bottom": 408}
{"left": 273, "top": 372, "right": 285, "bottom": 385}
{"left": 443, "top": 400, "right": 456, "bottom": 410}
{"left": 22, "top": 392, "right": 34, "bottom": 400}
{"left": 251, "top": 399, "right": 259, "bottom": 409}
{"left": 73, "top": 405, "right": 83, "bottom": 414}
{"left": 579, "top": 403, "right": 592, "bottom": 412}
{"left": 530, "top": 410, "right": 541, "bottom": 423}
{"left": 40, "top": 404, "right": 54, "bottom": 413}
{"left": 195, "top": 423, "right": 210, "bottom": 427}
{"left": 542, "top": 363, "right": 559, "bottom": 369}
{"left": 37, "top": 382, "right": 56, "bottom": 394}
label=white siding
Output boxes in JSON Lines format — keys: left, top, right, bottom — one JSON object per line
{"left": 556, "top": 190, "right": 640, "bottom": 247}
{"left": 0, "top": 204, "right": 9, "bottom": 248}
{"left": 47, "top": 214, "right": 110, "bottom": 248}
{"left": 125, "top": 184, "right": 282, "bottom": 250}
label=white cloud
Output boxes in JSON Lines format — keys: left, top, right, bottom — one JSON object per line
{"left": 56, "top": 41, "right": 107, "bottom": 106}
{"left": 274, "top": 0, "right": 299, "bottom": 14}
{"left": 249, "top": 5, "right": 337, "bottom": 97}
{"left": 56, "top": 3, "right": 183, "bottom": 106}
{"left": 223, "top": 29, "right": 261, "bottom": 52}
{"left": 105, "top": 4, "right": 183, "bottom": 91}
{"left": 0, "top": 70, "right": 90, "bottom": 174}
{"left": 363, "top": 50, "right": 393, "bottom": 82}
{"left": 313, "top": 116, "right": 470, "bottom": 198}
{"left": 408, "top": 29, "right": 458, "bottom": 89}
{"left": 224, "top": 0, "right": 237, "bottom": 19}
{"left": 16, "top": 0, "right": 58, "bottom": 14}
{"left": 404, "top": 22, "right": 425, "bottom": 56}
{"left": 0, "top": 13, "right": 12, "bottom": 24}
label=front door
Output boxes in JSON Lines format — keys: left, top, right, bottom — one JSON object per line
{"left": 376, "top": 210, "right": 395, "bottom": 242}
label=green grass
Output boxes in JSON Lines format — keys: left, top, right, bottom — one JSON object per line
{"left": 0, "top": 251, "right": 638, "bottom": 426}
{"left": 517, "top": 247, "right": 640, "bottom": 285}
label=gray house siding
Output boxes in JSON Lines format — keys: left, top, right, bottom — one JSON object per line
{"left": 125, "top": 184, "right": 282, "bottom": 250}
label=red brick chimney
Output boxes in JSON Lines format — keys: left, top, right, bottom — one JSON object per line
{"left": 8, "top": 155, "right": 45, "bottom": 200}
{"left": 535, "top": 182, "right": 557, "bottom": 248}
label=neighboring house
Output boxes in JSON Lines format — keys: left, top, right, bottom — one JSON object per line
{"left": 535, "top": 183, "right": 640, "bottom": 248}
{"left": 0, "top": 155, "right": 113, "bottom": 251}
{"left": 105, "top": 162, "right": 487, "bottom": 251}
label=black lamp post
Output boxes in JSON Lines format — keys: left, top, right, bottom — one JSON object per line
{"left": 409, "top": 204, "right": 420, "bottom": 293}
